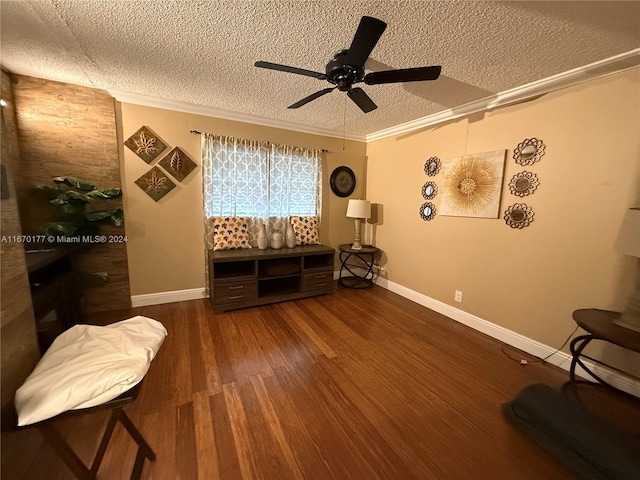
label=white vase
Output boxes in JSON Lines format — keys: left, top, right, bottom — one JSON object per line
{"left": 285, "top": 221, "right": 296, "bottom": 248}
{"left": 271, "top": 231, "right": 283, "bottom": 249}
{"left": 257, "top": 223, "right": 268, "bottom": 250}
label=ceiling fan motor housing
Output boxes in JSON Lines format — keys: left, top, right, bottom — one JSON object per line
{"left": 326, "top": 50, "right": 364, "bottom": 91}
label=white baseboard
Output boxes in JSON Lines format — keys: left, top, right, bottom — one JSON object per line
{"left": 375, "top": 277, "right": 640, "bottom": 397}
{"left": 131, "top": 287, "right": 207, "bottom": 307}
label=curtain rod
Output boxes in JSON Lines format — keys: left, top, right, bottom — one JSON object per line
{"left": 190, "top": 130, "right": 328, "bottom": 152}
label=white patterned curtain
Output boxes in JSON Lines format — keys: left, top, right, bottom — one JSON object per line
{"left": 202, "top": 133, "right": 322, "bottom": 248}
{"left": 268, "top": 143, "right": 322, "bottom": 233}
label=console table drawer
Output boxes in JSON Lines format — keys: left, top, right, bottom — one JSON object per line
{"left": 213, "top": 282, "right": 258, "bottom": 304}
{"left": 302, "top": 271, "right": 333, "bottom": 291}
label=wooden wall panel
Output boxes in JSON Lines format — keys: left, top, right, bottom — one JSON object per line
{"left": 1, "top": 69, "right": 42, "bottom": 469}
{"left": 10, "top": 74, "right": 130, "bottom": 312}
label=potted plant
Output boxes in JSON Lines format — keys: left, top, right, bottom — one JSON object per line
{"left": 35, "top": 176, "right": 124, "bottom": 284}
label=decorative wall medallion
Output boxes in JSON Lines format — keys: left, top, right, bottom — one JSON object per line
{"left": 440, "top": 150, "right": 506, "bottom": 218}
{"left": 158, "top": 147, "right": 197, "bottom": 182}
{"left": 421, "top": 181, "right": 438, "bottom": 200}
{"left": 424, "top": 157, "right": 441, "bottom": 176}
{"left": 124, "top": 126, "right": 167, "bottom": 164}
{"left": 508, "top": 171, "right": 539, "bottom": 197}
{"left": 513, "top": 138, "right": 545, "bottom": 166}
{"left": 135, "top": 166, "right": 176, "bottom": 202}
{"left": 419, "top": 202, "right": 436, "bottom": 221}
{"left": 504, "top": 203, "right": 534, "bottom": 229}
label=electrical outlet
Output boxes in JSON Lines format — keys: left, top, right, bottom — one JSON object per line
{"left": 455, "top": 290, "right": 463, "bottom": 302}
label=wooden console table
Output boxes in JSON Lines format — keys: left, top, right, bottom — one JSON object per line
{"left": 570, "top": 309, "right": 640, "bottom": 389}
{"left": 209, "top": 244, "right": 334, "bottom": 313}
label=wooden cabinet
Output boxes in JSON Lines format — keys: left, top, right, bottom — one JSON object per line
{"left": 209, "top": 244, "right": 334, "bottom": 313}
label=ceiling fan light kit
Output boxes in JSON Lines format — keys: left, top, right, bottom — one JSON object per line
{"left": 255, "top": 16, "right": 441, "bottom": 113}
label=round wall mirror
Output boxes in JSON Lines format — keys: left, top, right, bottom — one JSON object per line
{"left": 515, "top": 178, "right": 530, "bottom": 190}
{"left": 510, "top": 209, "right": 525, "bottom": 222}
{"left": 508, "top": 171, "right": 539, "bottom": 197}
{"left": 504, "top": 203, "right": 534, "bottom": 229}
{"left": 424, "top": 157, "right": 441, "bottom": 177}
{"left": 419, "top": 202, "right": 436, "bottom": 221}
{"left": 421, "top": 181, "right": 438, "bottom": 199}
{"left": 520, "top": 145, "right": 536, "bottom": 161}
{"left": 513, "top": 138, "right": 545, "bottom": 166}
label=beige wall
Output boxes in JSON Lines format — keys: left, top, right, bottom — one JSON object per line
{"left": 118, "top": 103, "right": 367, "bottom": 296}
{"left": 366, "top": 68, "right": 640, "bottom": 373}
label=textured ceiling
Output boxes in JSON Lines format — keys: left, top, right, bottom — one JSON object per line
{"left": 1, "top": 1, "right": 639, "bottom": 139}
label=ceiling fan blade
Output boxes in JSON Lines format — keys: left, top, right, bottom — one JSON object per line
{"left": 343, "top": 16, "right": 387, "bottom": 69}
{"left": 347, "top": 87, "right": 377, "bottom": 113}
{"left": 288, "top": 88, "right": 335, "bottom": 109}
{"left": 255, "top": 61, "right": 327, "bottom": 80}
{"left": 364, "top": 66, "right": 442, "bottom": 85}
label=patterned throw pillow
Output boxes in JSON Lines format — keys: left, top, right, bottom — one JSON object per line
{"left": 290, "top": 216, "right": 320, "bottom": 245}
{"left": 212, "top": 217, "right": 252, "bottom": 251}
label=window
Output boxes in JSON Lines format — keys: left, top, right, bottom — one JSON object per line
{"left": 202, "top": 134, "right": 322, "bottom": 247}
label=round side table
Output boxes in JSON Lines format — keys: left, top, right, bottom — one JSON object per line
{"left": 338, "top": 244, "right": 381, "bottom": 289}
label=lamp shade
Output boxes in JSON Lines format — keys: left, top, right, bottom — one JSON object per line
{"left": 346, "top": 199, "right": 371, "bottom": 219}
{"left": 615, "top": 208, "right": 640, "bottom": 258}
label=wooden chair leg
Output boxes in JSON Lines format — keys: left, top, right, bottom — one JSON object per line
{"left": 37, "top": 422, "right": 95, "bottom": 480}
{"left": 115, "top": 408, "right": 156, "bottom": 461}
{"left": 35, "top": 407, "right": 155, "bottom": 480}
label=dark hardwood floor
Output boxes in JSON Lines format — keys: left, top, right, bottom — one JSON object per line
{"left": 3, "top": 283, "right": 639, "bottom": 479}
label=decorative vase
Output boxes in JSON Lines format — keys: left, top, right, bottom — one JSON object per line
{"left": 257, "top": 223, "right": 268, "bottom": 250}
{"left": 270, "top": 231, "right": 283, "bottom": 249}
{"left": 285, "top": 221, "right": 296, "bottom": 248}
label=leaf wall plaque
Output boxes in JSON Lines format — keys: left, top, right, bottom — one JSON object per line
{"left": 135, "top": 166, "right": 176, "bottom": 202}
{"left": 158, "top": 147, "right": 197, "bottom": 182}
{"left": 124, "top": 126, "right": 167, "bottom": 164}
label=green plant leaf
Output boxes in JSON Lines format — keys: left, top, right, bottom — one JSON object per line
{"left": 84, "top": 208, "right": 124, "bottom": 226}
{"left": 59, "top": 203, "right": 85, "bottom": 215}
{"left": 110, "top": 209, "right": 124, "bottom": 226}
{"left": 35, "top": 184, "right": 61, "bottom": 199}
{"left": 85, "top": 188, "right": 122, "bottom": 200}
{"left": 54, "top": 176, "right": 95, "bottom": 191}
{"left": 42, "top": 222, "right": 77, "bottom": 236}
{"left": 65, "top": 190, "right": 89, "bottom": 202}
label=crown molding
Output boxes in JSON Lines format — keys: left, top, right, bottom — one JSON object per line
{"left": 108, "top": 89, "right": 367, "bottom": 143}
{"left": 366, "top": 48, "right": 640, "bottom": 142}
{"left": 109, "top": 49, "right": 639, "bottom": 145}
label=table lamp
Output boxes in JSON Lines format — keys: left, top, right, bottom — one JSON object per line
{"left": 613, "top": 207, "right": 640, "bottom": 332}
{"left": 346, "top": 199, "right": 371, "bottom": 250}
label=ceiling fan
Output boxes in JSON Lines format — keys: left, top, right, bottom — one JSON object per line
{"left": 255, "top": 16, "right": 441, "bottom": 113}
